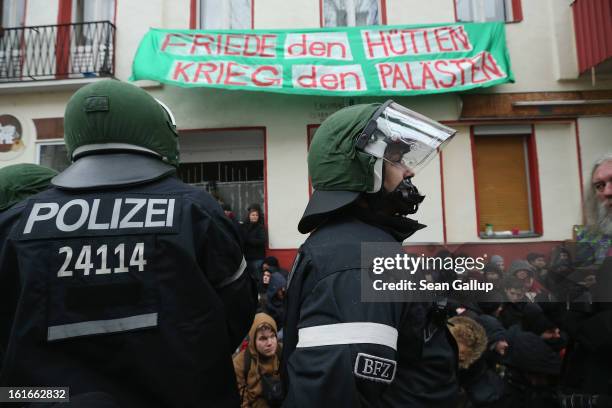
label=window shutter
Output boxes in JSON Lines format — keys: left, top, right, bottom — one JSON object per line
{"left": 474, "top": 135, "right": 531, "bottom": 232}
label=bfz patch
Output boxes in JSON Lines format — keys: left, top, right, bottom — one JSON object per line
{"left": 353, "top": 353, "right": 397, "bottom": 384}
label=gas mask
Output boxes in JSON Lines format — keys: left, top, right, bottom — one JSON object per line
{"left": 356, "top": 100, "right": 455, "bottom": 216}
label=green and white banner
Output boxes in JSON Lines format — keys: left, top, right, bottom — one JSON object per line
{"left": 131, "top": 22, "right": 513, "bottom": 96}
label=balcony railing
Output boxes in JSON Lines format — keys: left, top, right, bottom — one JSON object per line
{"left": 0, "top": 21, "right": 115, "bottom": 83}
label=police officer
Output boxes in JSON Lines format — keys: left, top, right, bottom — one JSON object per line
{"left": 0, "top": 80, "right": 256, "bottom": 407}
{"left": 282, "top": 101, "right": 457, "bottom": 407}
{"left": 0, "top": 163, "right": 57, "bottom": 372}
{"left": 0, "top": 163, "right": 57, "bottom": 212}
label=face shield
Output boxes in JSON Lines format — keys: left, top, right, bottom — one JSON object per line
{"left": 155, "top": 98, "right": 178, "bottom": 135}
{"left": 356, "top": 100, "right": 456, "bottom": 177}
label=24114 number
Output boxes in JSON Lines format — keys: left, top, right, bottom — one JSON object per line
{"left": 57, "top": 243, "right": 147, "bottom": 277}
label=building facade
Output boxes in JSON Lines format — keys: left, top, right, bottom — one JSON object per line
{"left": 1, "top": 0, "right": 611, "bottom": 267}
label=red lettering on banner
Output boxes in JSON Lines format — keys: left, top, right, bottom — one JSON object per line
{"left": 364, "top": 31, "right": 389, "bottom": 58}
{"left": 295, "top": 66, "right": 362, "bottom": 90}
{"left": 387, "top": 29, "right": 408, "bottom": 55}
{"left": 392, "top": 65, "right": 410, "bottom": 89}
{"left": 378, "top": 63, "right": 393, "bottom": 88}
{"left": 434, "top": 28, "right": 453, "bottom": 52}
{"left": 320, "top": 73, "right": 339, "bottom": 90}
{"left": 310, "top": 41, "right": 327, "bottom": 57}
{"left": 297, "top": 66, "right": 317, "bottom": 88}
{"left": 376, "top": 54, "right": 500, "bottom": 91}
{"left": 422, "top": 30, "right": 432, "bottom": 53}
{"left": 252, "top": 66, "right": 281, "bottom": 87}
{"left": 288, "top": 34, "right": 348, "bottom": 58}
{"left": 421, "top": 62, "right": 439, "bottom": 89}
{"left": 224, "top": 35, "right": 242, "bottom": 55}
{"left": 242, "top": 35, "right": 259, "bottom": 56}
{"left": 260, "top": 35, "right": 276, "bottom": 57}
{"left": 405, "top": 30, "right": 419, "bottom": 54}
{"left": 482, "top": 52, "right": 504, "bottom": 78}
{"left": 287, "top": 35, "right": 307, "bottom": 56}
{"left": 365, "top": 27, "right": 472, "bottom": 58}
{"left": 194, "top": 62, "right": 216, "bottom": 83}
{"left": 450, "top": 59, "right": 468, "bottom": 85}
{"left": 405, "top": 63, "right": 421, "bottom": 89}
{"left": 161, "top": 34, "right": 188, "bottom": 52}
{"left": 224, "top": 62, "right": 247, "bottom": 86}
{"left": 434, "top": 60, "right": 457, "bottom": 88}
{"left": 172, "top": 61, "right": 194, "bottom": 81}
{"left": 469, "top": 57, "right": 487, "bottom": 84}
{"left": 190, "top": 34, "right": 214, "bottom": 55}
{"left": 449, "top": 26, "right": 470, "bottom": 50}
{"left": 217, "top": 63, "right": 225, "bottom": 84}
{"left": 340, "top": 72, "right": 361, "bottom": 90}
{"left": 328, "top": 42, "right": 347, "bottom": 58}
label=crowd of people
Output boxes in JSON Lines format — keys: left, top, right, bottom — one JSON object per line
{"left": 0, "top": 80, "right": 609, "bottom": 408}
{"left": 228, "top": 243, "right": 611, "bottom": 407}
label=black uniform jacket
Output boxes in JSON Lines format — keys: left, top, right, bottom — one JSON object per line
{"left": 0, "top": 174, "right": 256, "bottom": 407}
{"left": 282, "top": 216, "right": 458, "bottom": 408}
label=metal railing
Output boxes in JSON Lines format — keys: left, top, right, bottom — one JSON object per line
{"left": 0, "top": 21, "right": 115, "bottom": 82}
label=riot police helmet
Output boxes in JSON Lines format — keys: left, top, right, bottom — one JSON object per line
{"left": 52, "top": 79, "right": 179, "bottom": 190}
{"left": 298, "top": 100, "right": 455, "bottom": 234}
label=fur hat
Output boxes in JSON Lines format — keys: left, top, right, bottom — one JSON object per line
{"left": 448, "top": 316, "right": 488, "bottom": 369}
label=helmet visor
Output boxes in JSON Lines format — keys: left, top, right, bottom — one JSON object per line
{"left": 360, "top": 101, "right": 456, "bottom": 174}
{"left": 155, "top": 98, "right": 177, "bottom": 130}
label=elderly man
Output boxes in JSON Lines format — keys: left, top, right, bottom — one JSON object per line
{"left": 577, "top": 154, "right": 612, "bottom": 265}
{"left": 562, "top": 154, "right": 612, "bottom": 400}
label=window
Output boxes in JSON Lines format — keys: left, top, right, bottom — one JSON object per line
{"left": 179, "top": 160, "right": 263, "bottom": 183}
{"left": 455, "top": 0, "right": 522, "bottom": 23}
{"left": 1, "top": 0, "right": 25, "bottom": 28}
{"left": 0, "top": 0, "right": 25, "bottom": 78}
{"left": 198, "top": 0, "right": 252, "bottom": 30}
{"left": 37, "top": 142, "right": 71, "bottom": 172}
{"left": 72, "top": 0, "right": 115, "bottom": 23}
{"left": 72, "top": 0, "right": 115, "bottom": 45}
{"left": 178, "top": 128, "right": 264, "bottom": 220}
{"left": 471, "top": 125, "right": 541, "bottom": 238}
{"left": 322, "top": 0, "right": 382, "bottom": 27}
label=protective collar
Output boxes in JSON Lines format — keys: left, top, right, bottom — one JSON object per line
{"left": 298, "top": 190, "right": 361, "bottom": 234}
{"left": 52, "top": 152, "right": 176, "bottom": 190}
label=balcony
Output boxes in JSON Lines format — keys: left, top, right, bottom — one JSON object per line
{"left": 572, "top": 0, "right": 612, "bottom": 76}
{"left": 0, "top": 21, "right": 115, "bottom": 90}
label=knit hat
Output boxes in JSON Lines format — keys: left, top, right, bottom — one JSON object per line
{"left": 508, "top": 259, "right": 535, "bottom": 277}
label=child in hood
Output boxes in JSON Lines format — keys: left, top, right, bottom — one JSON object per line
{"left": 233, "top": 313, "right": 283, "bottom": 408}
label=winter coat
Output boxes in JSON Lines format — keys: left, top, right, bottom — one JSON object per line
{"left": 562, "top": 259, "right": 612, "bottom": 394}
{"left": 283, "top": 215, "right": 458, "bottom": 407}
{"left": 242, "top": 222, "right": 267, "bottom": 261}
{"left": 499, "top": 301, "right": 531, "bottom": 329}
{"left": 233, "top": 313, "right": 282, "bottom": 408}
{"left": 0, "top": 172, "right": 257, "bottom": 408}
{"left": 497, "top": 331, "right": 562, "bottom": 408}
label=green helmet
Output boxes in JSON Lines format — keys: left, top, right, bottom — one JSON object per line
{"left": 64, "top": 79, "right": 179, "bottom": 166}
{"left": 299, "top": 103, "right": 379, "bottom": 233}
{"left": 299, "top": 101, "right": 455, "bottom": 234}
{"left": 0, "top": 164, "right": 57, "bottom": 211}
{"left": 308, "top": 103, "right": 380, "bottom": 193}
